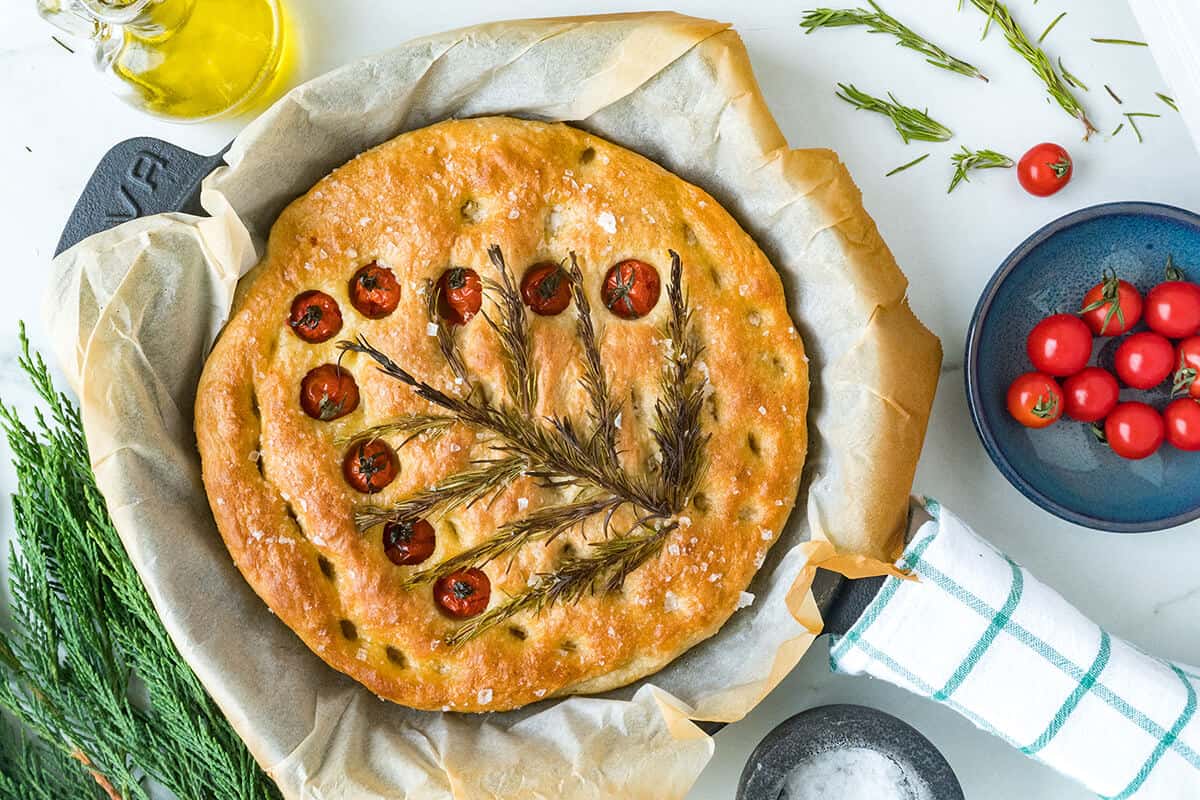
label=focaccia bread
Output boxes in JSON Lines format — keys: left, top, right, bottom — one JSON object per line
{"left": 195, "top": 116, "right": 809, "bottom": 712}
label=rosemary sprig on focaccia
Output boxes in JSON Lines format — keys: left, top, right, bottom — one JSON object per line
{"left": 339, "top": 246, "right": 708, "bottom": 645}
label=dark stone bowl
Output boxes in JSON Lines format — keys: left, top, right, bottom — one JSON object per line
{"left": 736, "top": 704, "right": 963, "bottom": 800}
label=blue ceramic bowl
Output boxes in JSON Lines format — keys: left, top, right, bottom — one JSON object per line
{"left": 966, "top": 202, "right": 1200, "bottom": 533}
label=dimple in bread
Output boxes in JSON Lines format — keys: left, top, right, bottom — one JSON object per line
{"left": 194, "top": 116, "right": 808, "bottom": 712}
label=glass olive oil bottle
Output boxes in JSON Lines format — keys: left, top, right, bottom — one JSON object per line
{"left": 38, "top": 0, "right": 288, "bottom": 121}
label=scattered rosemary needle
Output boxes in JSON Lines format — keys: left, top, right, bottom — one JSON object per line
{"left": 834, "top": 84, "right": 953, "bottom": 143}
{"left": 885, "top": 153, "right": 930, "bottom": 177}
{"left": 1037, "top": 12, "right": 1066, "bottom": 45}
{"left": 1110, "top": 122, "right": 1124, "bottom": 137}
{"left": 801, "top": 1, "right": 987, "bottom": 80}
{"left": 1124, "top": 112, "right": 1161, "bottom": 144}
{"left": 1157, "top": 93, "right": 1179, "bottom": 112}
{"left": 965, "top": 0, "right": 1097, "bottom": 139}
{"left": 1091, "top": 38, "right": 1148, "bottom": 47}
{"left": 1057, "top": 58, "right": 1088, "bottom": 91}
{"left": 1105, "top": 84, "right": 1123, "bottom": 105}
{"left": 948, "top": 146, "right": 1014, "bottom": 193}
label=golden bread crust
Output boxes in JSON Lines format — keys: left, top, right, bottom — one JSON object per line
{"left": 195, "top": 117, "right": 808, "bottom": 712}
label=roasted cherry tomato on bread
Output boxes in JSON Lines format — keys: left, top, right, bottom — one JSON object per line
{"left": 1104, "top": 402, "right": 1165, "bottom": 460}
{"left": 1079, "top": 272, "right": 1142, "bottom": 336}
{"left": 602, "top": 259, "right": 661, "bottom": 320}
{"left": 342, "top": 439, "right": 399, "bottom": 494}
{"left": 1007, "top": 372, "right": 1063, "bottom": 429}
{"left": 1017, "top": 142, "right": 1073, "bottom": 197}
{"left": 1115, "top": 331, "right": 1175, "bottom": 389}
{"left": 300, "top": 364, "right": 360, "bottom": 421}
{"left": 434, "top": 568, "right": 490, "bottom": 618}
{"left": 1062, "top": 367, "right": 1120, "bottom": 423}
{"left": 520, "top": 261, "right": 572, "bottom": 316}
{"left": 437, "top": 267, "right": 483, "bottom": 325}
{"left": 383, "top": 518, "right": 436, "bottom": 566}
{"left": 1164, "top": 398, "right": 1200, "bottom": 451}
{"left": 289, "top": 290, "right": 343, "bottom": 343}
{"left": 1144, "top": 266, "right": 1200, "bottom": 339}
{"left": 1174, "top": 336, "right": 1200, "bottom": 398}
{"left": 1026, "top": 313, "right": 1092, "bottom": 376}
{"left": 349, "top": 262, "right": 401, "bottom": 318}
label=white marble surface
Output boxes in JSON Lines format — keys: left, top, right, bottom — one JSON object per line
{"left": 3, "top": 1, "right": 1199, "bottom": 798}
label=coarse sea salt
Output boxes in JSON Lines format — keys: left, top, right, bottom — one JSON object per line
{"left": 597, "top": 211, "right": 617, "bottom": 234}
{"left": 780, "top": 747, "right": 922, "bottom": 800}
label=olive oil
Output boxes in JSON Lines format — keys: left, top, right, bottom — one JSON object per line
{"left": 39, "top": 0, "right": 289, "bottom": 121}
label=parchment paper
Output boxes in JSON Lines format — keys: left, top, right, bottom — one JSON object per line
{"left": 44, "top": 12, "right": 940, "bottom": 799}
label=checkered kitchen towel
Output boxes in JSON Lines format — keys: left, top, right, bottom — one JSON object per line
{"left": 829, "top": 499, "right": 1200, "bottom": 799}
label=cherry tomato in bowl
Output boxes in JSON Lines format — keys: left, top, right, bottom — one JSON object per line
{"left": 1104, "top": 402, "right": 1165, "bottom": 460}
{"left": 1026, "top": 313, "right": 1092, "bottom": 376}
{"left": 1144, "top": 271, "right": 1200, "bottom": 339}
{"left": 1062, "top": 367, "right": 1119, "bottom": 423}
{"left": 1079, "top": 272, "right": 1142, "bottom": 336}
{"left": 1114, "top": 331, "right": 1175, "bottom": 389}
{"left": 1164, "top": 398, "right": 1200, "bottom": 451}
{"left": 1173, "top": 336, "right": 1200, "bottom": 398}
{"left": 1007, "top": 372, "right": 1063, "bottom": 429}
{"left": 1018, "top": 143, "right": 1072, "bottom": 197}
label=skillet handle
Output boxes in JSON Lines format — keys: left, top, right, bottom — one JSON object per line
{"left": 55, "top": 137, "right": 228, "bottom": 256}
{"left": 820, "top": 572, "right": 886, "bottom": 637}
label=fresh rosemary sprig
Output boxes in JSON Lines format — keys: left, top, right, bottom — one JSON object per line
{"left": 947, "top": 146, "right": 1014, "bottom": 193}
{"left": 834, "top": 84, "right": 953, "bottom": 143}
{"left": 965, "top": 0, "right": 1097, "bottom": 138}
{"left": 401, "top": 495, "right": 624, "bottom": 588}
{"left": 801, "top": 1, "right": 987, "bottom": 80}
{"left": 341, "top": 245, "right": 709, "bottom": 644}
{"left": 445, "top": 521, "right": 678, "bottom": 647}
{"left": 0, "top": 328, "right": 280, "bottom": 800}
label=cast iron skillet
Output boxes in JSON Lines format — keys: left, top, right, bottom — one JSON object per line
{"left": 55, "top": 137, "right": 888, "bottom": 735}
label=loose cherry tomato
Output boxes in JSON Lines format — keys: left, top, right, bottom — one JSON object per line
{"left": 1007, "top": 372, "right": 1063, "bottom": 429}
{"left": 383, "top": 518, "right": 436, "bottom": 565}
{"left": 437, "top": 267, "right": 483, "bottom": 325}
{"left": 342, "top": 439, "right": 399, "bottom": 494}
{"left": 1173, "top": 336, "right": 1200, "bottom": 398}
{"left": 602, "top": 259, "right": 661, "bottom": 320}
{"left": 1104, "top": 402, "right": 1165, "bottom": 460}
{"left": 1079, "top": 272, "right": 1142, "bottom": 336}
{"left": 300, "top": 364, "right": 359, "bottom": 421}
{"left": 1017, "top": 142, "right": 1073, "bottom": 197}
{"left": 289, "top": 290, "right": 343, "bottom": 343}
{"left": 434, "top": 568, "right": 491, "bottom": 618}
{"left": 348, "top": 262, "right": 401, "bottom": 318}
{"left": 1114, "top": 331, "right": 1174, "bottom": 389}
{"left": 1164, "top": 398, "right": 1200, "bottom": 451}
{"left": 1062, "top": 367, "right": 1119, "bottom": 423}
{"left": 1026, "top": 314, "right": 1092, "bottom": 376}
{"left": 1144, "top": 269, "right": 1200, "bottom": 339}
{"left": 520, "top": 262, "right": 572, "bottom": 316}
